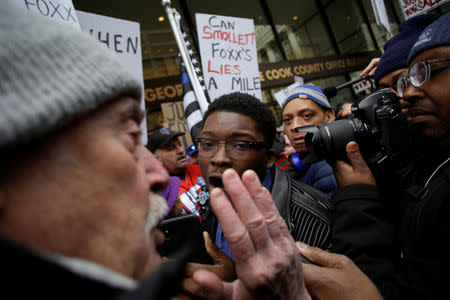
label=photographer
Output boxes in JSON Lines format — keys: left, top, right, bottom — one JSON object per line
{"left": 298, "top": 13, "right": 450, "bottom": 300}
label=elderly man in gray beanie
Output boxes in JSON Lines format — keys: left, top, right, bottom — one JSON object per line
{"left": 0, "top": 3, "right": 313, "bottom": 300}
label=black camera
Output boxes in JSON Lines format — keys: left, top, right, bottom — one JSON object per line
{"left": 297, "top": 89, "right": 410, "bottom": 166}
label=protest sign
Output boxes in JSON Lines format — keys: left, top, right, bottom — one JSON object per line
{"left": 161, "top": 102, "right": 193, "bottom": 148}
{"left": 399, "top": 0, "right": 449, "bottom": 19}
{"left": 196, "top": 13, "right": 261, "bottom": 101}
{"left": 6, "top": 0, "right": 80, "bottom": 28}
{"left": 76, "top": 10, "right": 147, "bottom": 144}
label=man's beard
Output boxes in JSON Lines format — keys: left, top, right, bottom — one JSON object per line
{"left": 145, "top": 193, "right": 168, "bottom": 235}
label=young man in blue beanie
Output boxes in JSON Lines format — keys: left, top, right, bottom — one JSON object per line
{"left": 281, "top": 84, "right": 338, "bottom": 196}
{"left": 297, "top": 12, "right": 450, "bottom": 300}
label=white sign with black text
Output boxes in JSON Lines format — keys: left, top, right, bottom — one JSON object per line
{"left": 196, "top": 13, "right": 262, "bottom": 101}
{"left": 7, "top": 0, "right": 80, "bottom": 28}
{"left": 76, "top": 10, "right": 147, "bottom": 144}
{"left": 398, "top": 0, "right": 449, "bottom": 19}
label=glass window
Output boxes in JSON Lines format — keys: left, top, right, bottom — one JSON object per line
{"left": 360, "top": 0, "right": 398, "bottom": 52}
{"left": 323, "top": 0, "right": 373, "bottom": 54}
{"left": 267, "top": 0, "right": 335, "bottom": 60}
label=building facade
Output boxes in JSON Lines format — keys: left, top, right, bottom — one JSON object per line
{"left": 73, "top": 0, "right": 449, "bottom": 136}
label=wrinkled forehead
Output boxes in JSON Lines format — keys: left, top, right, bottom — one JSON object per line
{"left": 283, "top": 97, "right": 327, "bottom": 114}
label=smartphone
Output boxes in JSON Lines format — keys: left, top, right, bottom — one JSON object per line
{"left": 157, "top": 214, "right": 214, "bottom": 264}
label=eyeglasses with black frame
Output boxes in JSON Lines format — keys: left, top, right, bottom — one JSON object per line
{"left": 196, "top": 137, "right": 269, "bottom": 159}
{"left": 396, "top": 57, "right": 450, "bottom": 97}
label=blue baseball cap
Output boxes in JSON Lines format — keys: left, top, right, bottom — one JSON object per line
{"left": 282, "top": 84, "right": 331, "bottom": 111}
{"left": 374, "top": 13, "right": 440, "bottom": 84}
{"left": 408, "top": 12, "right": 450, "bottom": 64}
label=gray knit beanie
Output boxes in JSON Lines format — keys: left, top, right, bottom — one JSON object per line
{"left": 0, "top": 4, "right": 142, "bottom": 150}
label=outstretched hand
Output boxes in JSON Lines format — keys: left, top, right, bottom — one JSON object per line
{"left": 192, "top": 169, "right": 311, "bottom": 300}
{"left": 332, "top": 141, "right": 376, "bottom": 187}
{"left": 297, "top": 242, "right": 383, "bottom": 300}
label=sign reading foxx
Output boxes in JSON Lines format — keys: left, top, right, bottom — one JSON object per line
{"left": 7, "top": 0, "right": 80, "bottom": 28}
{"left": 196, "top": 13, "right": 262, "bottom": 101}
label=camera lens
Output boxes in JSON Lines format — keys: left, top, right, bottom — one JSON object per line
{"left": 297, "top": 119, "right": 366, "bottom": 164}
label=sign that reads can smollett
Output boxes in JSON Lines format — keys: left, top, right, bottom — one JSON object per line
{"left": 196, "top": 13, "right": 262, "bottom": 101}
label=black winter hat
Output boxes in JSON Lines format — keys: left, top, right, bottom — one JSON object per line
{"left": 374, "top": 13, "right": 440, "bottom": 84}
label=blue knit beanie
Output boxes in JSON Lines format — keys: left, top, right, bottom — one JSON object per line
{"left": 282, "top": 84, "right": 331, "bottom": 111}
{"left": 374, "top": 13, "right": 440, "bottom": 84}
{"left": 408, "top": 12, "right": 450, "bottom": 64}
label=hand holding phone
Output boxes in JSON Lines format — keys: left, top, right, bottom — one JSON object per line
{"left": 157, "top": 214, "right": 214, "bottom": 264}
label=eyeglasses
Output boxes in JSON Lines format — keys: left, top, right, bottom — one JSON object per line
{"left": 378, "top": 81, "right": 401, "bottom": 95}
{"left": 196, "top": 137, "right": 269, "bottom": 159}
{"left": 396, "top": 57, "right": 450, "bottom": 97}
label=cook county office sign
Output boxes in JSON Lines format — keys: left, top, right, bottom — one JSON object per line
{"left": 144, "top": 51, "right": 380, "bottom": 107}
{"left": 258, "top": 51, "right": 380, "bottom": 88}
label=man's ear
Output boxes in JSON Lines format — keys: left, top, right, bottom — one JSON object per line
{"left": 266, "top": 149, "right": 276, "bottom": 169}
{"left": 325, "top": 109, "right": 335, "bottom": 123}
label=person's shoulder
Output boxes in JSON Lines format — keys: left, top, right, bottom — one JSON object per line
{"left": 309, "top": 160, "right": 334, "bottom": 177}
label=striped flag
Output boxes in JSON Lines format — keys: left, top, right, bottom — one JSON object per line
{"left": 181, "top": 60, "right": 203, "bottom": 139}
{"left": 178, "top": 21, "right": 211, "bottom": 111}
{"left": 163, "top": 2, "right": 210, "bottom": 139}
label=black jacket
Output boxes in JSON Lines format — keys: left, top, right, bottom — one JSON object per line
{"left": 331, "top": 144, "right": 450, "bottom": 300}
{"left": 271, "top": 166, "right": 334, "bottom": 248}
{"left": 205, "top": 167, "right": 334, "bottom": 250}
{"left": 1, "top": 237, "right": 187, "bottom": 299}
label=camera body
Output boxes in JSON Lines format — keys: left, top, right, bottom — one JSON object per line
{"left": 297, "top": 89, "right": 410, "bottom": 166}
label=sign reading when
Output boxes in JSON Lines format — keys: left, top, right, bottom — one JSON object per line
{"left": 76, "top": 10, "right": 147, "bottom": 144}
{"left": 196, "top": 13, "right": 262, "bottom": 101}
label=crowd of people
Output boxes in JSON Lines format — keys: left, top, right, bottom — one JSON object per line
{"left": 1, "top": 2, "right": 449, "bottom": 299}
